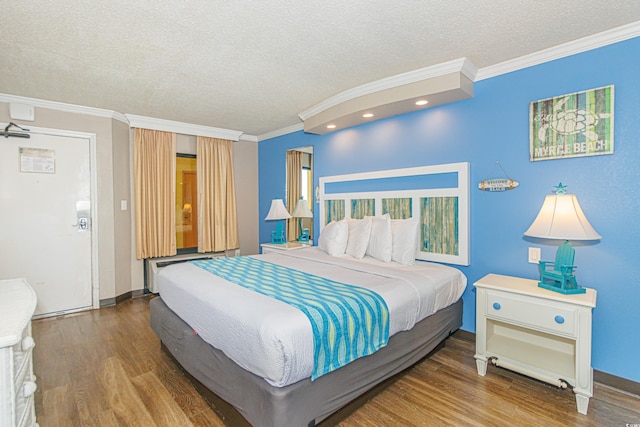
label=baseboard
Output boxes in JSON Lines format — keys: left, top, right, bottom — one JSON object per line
{"left": 594, "top": 370, "right": 640, "bottom": 397}
{"left": 452, "top": 329, "right": 639, "bottom": 397}
{"left": 99, "top": 289, "right": 145, "bottom": 308}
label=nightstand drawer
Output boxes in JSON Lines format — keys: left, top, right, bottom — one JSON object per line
{"left": 486, "top": 290, "right": 577, "bottom": 337}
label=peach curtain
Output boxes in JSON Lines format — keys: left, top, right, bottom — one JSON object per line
{"left": 286, "top": 150, "right": 302, "bottom": 241}
{"left": 197, "top": 136, "right": 239, "bottom": 252}
{"left": 134, "top": 128, "right": 177, "bottom": 259}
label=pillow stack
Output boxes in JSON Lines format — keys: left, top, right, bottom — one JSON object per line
{"left": 318, "top": 215, "right": 419, "bottom": 265}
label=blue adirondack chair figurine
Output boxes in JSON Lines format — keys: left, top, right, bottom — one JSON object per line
{"left": 538, "top": 240, "right": 585, "bottom": 294}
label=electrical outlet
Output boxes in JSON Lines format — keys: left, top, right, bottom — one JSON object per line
{"left": 528, "top": 247, "right": 541, "bottom": 264}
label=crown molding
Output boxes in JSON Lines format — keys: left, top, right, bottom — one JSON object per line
{"left": 298, "top": 58, "right": 476, "bottom": 121}
{"left": 0, "top": 93, "right": 129, "bottom": 123}
{"left": 299, "top": 58, "right": 474, "bottom": 135}
{"left": 258, "top": 123, "right": 304, "bottom": 142}
{"left": 0, "top": 93, "right": 246, "bottom": 140}
{"left": 125, "top": 114, "right": 244, "bottom": 141}
{"left": 239, "top": 133, "right": 259, "bottom": 142}
{"left": 477, "top": 21, "right": 640, "bottom": 81}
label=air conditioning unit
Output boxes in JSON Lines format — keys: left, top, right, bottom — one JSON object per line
{"left": 145, "top": 250, "right": 239, "bottom": 293}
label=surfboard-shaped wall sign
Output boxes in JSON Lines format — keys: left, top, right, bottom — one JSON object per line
{"left": 478, "top": 178, "right": 519, "bottom": 192}
{"left": 478, "top": 162, "right": 519, "bottom": 192}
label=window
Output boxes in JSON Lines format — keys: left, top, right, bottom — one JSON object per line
{"left": 176, "top": 154, "right": 197, "bottom": 252}
{"left": 301, "top": 166, "right": 311, "bottom": 202}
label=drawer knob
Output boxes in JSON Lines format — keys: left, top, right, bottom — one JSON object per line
{"left": 23, "top": 381, "right": 37, "bottom": 397}
{"left": 22, "top": 336, "right": 35, "bottom": 351}
{"left": 492, "top": 302, "right": 501, "bottom": 310}
{"left": 554, "top": 315, "right": 565, "bottom": 324}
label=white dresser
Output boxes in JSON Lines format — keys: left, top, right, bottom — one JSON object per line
{"left": 0, "top": 278, "right": 38, "bottom": 427}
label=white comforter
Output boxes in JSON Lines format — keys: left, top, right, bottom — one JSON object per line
{"left": 157, "top": 247, "right": 466, "bottom": 387}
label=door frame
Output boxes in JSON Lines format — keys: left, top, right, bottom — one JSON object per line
{"left": 2, "top": 123, "right": 100, "bottom": 310}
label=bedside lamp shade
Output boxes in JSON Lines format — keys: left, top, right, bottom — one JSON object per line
{"left": 265, "top": 199, "right": 291, "bottom": 244}
{"left": 265, "top": 199, "right": 291, "bottom": 221}
{"left": 291, "top": 198, "right": 313, "bottom": 242}
{"left": 291, "top": 199, "right": 313, "bottom": 219}
{"left": 524, "top": 194, "right": 601, "bottom": 241}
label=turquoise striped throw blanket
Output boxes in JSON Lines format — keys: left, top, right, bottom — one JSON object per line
{"left": 191, "top": 257, "right": 389, "bottom": 380}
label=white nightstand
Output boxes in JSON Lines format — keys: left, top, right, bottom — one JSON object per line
{"left": 474, "top": 273, "right": 597, "bottom": 415}
{"left": 260, "top": 241, "right": 311, "bottom": 254}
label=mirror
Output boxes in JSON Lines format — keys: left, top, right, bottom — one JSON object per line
{"left": 286, "top": 146, "right": 314, "bottom": 243}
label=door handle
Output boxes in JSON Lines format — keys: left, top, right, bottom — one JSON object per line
{"left": 74, "top": 201, "right": 91, "bottom": 231}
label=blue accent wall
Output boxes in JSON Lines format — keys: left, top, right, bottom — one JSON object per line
{"left": 259, "top": 36, "right": 640, "bottom": 382}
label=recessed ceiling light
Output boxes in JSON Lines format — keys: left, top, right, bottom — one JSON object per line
{"left": 327, "top": 124, "right": 336, "bottom": 129}
{"left": 415, "top": 100, "right": 428, "bottom": 106}
{"left": 362, "top": 113, "right": 374, "bottom": 118}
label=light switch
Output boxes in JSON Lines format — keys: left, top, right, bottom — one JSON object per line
{"left": 120, "top": 200, "right": 127, "bottom": 211}
{"left": 528, "top": 247, "right": 541, "bottom": 264}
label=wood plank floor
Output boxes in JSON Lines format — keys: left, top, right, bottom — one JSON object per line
{"left": 32, "top": 296, "right": 640, "bottom": 426}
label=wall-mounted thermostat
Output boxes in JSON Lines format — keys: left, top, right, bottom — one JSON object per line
{"left": 9, "top": 103, "right": 35, "bottom": 122}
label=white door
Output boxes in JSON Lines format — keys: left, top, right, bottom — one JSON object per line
{"left": 0, "top": 127, "right": 95, "bottom": 318}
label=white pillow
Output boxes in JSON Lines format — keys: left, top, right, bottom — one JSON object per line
{"left": 345, "top": 217, "right": 372, "bottom": 259}
{"left": 366, "top": 214, "right": 392, "bottom": 262}
{"left": 318, "top": 219, "right": 349, "bottom": 256}
{"left": 391, "top": 217, "right": 419, "bottom": 265}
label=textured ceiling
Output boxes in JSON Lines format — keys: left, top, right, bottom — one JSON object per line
{"left": 1, "top": 1, "right": 639, "bottom": 137}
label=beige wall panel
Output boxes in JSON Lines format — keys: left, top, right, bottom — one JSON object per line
{"left": 112, "top": 119, "right": 133, "bottom": 295}
{"left": 233, "top": 139, "right": 259, "bottom": 255}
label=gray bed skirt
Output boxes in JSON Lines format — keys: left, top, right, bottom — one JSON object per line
{"left": 150, "top": 296, "right": 463, "bottom": 427}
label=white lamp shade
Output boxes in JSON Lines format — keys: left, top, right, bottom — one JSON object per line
{"left": 291, "top": 199, "right": 313, "bottom": 218}
{"left": 265, "top": 199, "right": 292, "bottom": 220}
{"left": 524, "top": 194, "right": 601, "bottom": 240}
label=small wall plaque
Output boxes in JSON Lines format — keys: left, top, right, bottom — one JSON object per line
{"left": 478, "top": 162, "right": 518, "bottom": 192}
{"left": 478, "top": 178, "right": 519, "bottom": 192}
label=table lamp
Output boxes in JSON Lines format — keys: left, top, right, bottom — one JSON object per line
{"left": 524, "top": 183, "right": 601, "bottom": 294}
{"left": 291, "top": 198, "right": 313, "bottom": 242}
{"left": 265, "top": 199, "right": 291, "bottom": 244}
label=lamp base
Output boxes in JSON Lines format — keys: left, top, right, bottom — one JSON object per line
{"left": 271, "top": 231, "right": 286, "bottom": 244}
{"left": 297, "top": 227, "right": 310, "bottom": 243}
{"left": 537, "top": 240, "right": 586, "bottom": 294}
{"left": 537, "top": 281, "right": 586, "bottom": 294}
{"left": 271, "top": 220, "right": 287, "bottom": 244}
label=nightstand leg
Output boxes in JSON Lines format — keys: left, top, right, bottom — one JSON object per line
{"left": 475, "top": 357, "right": 488, "bottom": 376}
{"left": 575, "top": 393, "right": 590, "bottom": 415}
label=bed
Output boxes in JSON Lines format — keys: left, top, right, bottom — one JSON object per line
{"left": 150, "top": 162, "right": 470, "bottom": 426}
